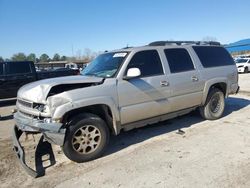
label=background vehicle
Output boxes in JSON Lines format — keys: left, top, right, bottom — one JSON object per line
{"left": 65, "top": 63, "right": 78, "bottom": 70}
{"left": 235, "top": 58, "right": 250, "bottom": 73}
{"left": 13, "top": 41, "right": 239, "bottom": 176}
{"left": 0, "top": 61, "right": 79, "bottom": 99}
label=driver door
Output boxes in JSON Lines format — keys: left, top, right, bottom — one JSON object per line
{"left": 117, "top": 50, "right": 171, "bottom": 125}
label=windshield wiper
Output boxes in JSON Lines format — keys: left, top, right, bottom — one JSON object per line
{"left": 83, "top": 73, "right": 97, "bottom": 76}
{"left": 84, "top": 73, "right": 106, "bottom": 78}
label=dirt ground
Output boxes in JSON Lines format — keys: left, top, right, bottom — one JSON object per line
{"left": 0, "top": 74, "right": 250, "bottom": 188}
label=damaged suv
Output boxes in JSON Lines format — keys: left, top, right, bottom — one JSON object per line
{"left": 13, "top": 41, "right": 239, "bottom": 176}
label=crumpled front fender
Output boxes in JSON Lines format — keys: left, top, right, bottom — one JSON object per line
{"left": 52, "top": 96, "right": 121, "bottom": 134}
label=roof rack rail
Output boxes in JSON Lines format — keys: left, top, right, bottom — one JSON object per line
{"left": 148, "top": 41, "right": 221, "bottom": 46}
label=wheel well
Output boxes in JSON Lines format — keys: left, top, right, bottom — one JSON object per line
{"left": 210, "top": 82, "right": 227, "bottom": 96}
{"left": 62, "top": 104, "right": 114, "bottom": 133}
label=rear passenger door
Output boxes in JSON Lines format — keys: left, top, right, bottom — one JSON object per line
{"left": 117, "top": 50, "right": 171, "bottom": 124}
{"left": 5, "top": 62, "right": 36, "bottom": 98}
{"left": 164, "top": 48, "right": 204, "bottom": 111}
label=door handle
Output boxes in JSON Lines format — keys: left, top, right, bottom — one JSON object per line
{"left": 191, "top": 76, "right": 199, "bottom": 82}
{"left": 160, "top": 80, "right": 169, "bottom": 87}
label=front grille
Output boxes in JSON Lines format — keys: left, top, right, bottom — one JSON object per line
{"left": 17, "top": 99, "right": 33, "bottom": 108}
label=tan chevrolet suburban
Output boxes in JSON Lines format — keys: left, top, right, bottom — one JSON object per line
{"left": 13, "top": 41, "right": 239, "bottom": 176}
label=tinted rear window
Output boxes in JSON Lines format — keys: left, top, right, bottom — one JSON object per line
{"left": 164, "top": 48, "right": 194, "bottom": 73}
{"left": 193, "top": 46, "right": 234, "bottom": 68}
{"left": 7, "top": 62, "right": 31, "bottom": 74}
{"left": 0, "top": 64, "right": 3, "bottom": 75}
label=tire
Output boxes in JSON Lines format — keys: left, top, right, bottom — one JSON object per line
{"left": 199, "top": 88, "right": 225, "bottom": 120}
{"left": 244, "top": 67, "right": 248, "bottom": 73}
{"left": 62, "top": 113, "right": 110, "bottom": 163}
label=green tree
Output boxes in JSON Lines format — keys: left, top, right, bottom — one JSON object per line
{"left": 39, "top": 53, "right": 50, "bottom": 62}
{"left": 36, "top": 58, "right": 40, "bottom": 63}
{"left": 60, "top": 55, "right": 67, "bottom": 61}
{"left": 27, "top": 53, "right": 36, "bottom": 63}
{"left": 11, "top": 53, "right": 27, "bottom": 61}
{"left": 0, "top": 56, "right": 4, "bottom": 62}
{"left": 52, "top": 53, "right": 60, "bottom": 61}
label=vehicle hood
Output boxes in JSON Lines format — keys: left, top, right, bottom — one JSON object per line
{"left": 236, "top": 63, "right": 246, "bottom": 67}
{"left": 17, "top": 75, "right": 104, "bottom": 103}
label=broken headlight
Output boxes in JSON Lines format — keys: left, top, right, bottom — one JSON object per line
{"left": 44, "top": 118, "right": 52, "bottom": 123}
{"left": 33, "top": 103, "right": 50, "bottom": 113}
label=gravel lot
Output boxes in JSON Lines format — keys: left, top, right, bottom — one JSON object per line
{"left": 0, "top": 73, "right": 250, "bottom": 188}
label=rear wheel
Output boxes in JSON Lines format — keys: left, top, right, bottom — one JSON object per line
{"left": 199, "top": 88, "right": 225, "bottom": 120}
{"left": 62, "top": 113, "right": 110, "bottom": 163}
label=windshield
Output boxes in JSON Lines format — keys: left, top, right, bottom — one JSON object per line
{"left": 235, "top": 59, "right": 248, "bottom": 63}
{"left": 81, "top": 52, "right": 128, "bottom": 78}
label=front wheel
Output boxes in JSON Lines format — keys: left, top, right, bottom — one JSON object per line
{"left": 199, "top": 88, "right": 225, "bottom": 120}
{"left": 62, "top": 113, "right": 110, "bottom": 163}
{"left": 244, "top": 67, "right": 248, "bottom": 73}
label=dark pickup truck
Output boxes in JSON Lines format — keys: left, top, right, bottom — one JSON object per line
{"left": 0, "top": 61, "right": 79, "bottom": 99}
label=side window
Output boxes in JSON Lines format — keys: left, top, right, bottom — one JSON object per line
{"left": 192, "top": 46, "right": 235, "bottom": 67}
{"left": 0, "top": 64, "right": 3, "bottom": 75}
{"left": 164, "top": 48, "right": 194, "bottom": 73}
{"left": 127, "top": 50, "right": 163, "bottom": 77}
{"left": 7, "top": 62, "right": 31, "bottom": 75}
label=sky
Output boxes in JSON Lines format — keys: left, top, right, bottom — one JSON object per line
{"left": 0, "top": 0, "right": 250, "bottom": 59}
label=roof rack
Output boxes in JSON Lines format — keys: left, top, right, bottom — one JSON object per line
{"left": 148, "top": 41, "right": 221, "bottom": 46}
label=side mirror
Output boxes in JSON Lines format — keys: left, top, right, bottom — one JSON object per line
{"left": 123, "top": 68, "right": 141, "bottom": 80}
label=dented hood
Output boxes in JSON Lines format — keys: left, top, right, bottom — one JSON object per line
{"left": 17, "top": 75, "right": 104, "bottom": 103}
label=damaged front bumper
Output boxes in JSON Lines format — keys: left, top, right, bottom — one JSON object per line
{"left": 12, "top": 112, "right": 65, "bottom": 177}
{"left": 13, "top": 125, "right": 39, "bottom": 177}
{"left": 14, "top": 112, "right": 65, "bottom": 145}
